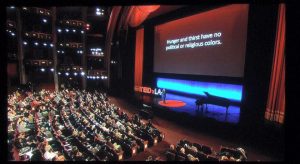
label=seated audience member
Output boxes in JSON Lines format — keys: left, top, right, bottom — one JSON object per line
{"left": 187, "top": 154, "right": 199, "bottom": 161}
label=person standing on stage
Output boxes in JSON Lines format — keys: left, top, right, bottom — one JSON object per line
{"left": 162, "top": 89, "right": 166, "bottom": 103}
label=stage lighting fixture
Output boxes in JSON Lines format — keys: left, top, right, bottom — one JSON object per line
{"left": 61, "top": 51, "right": 64, "bottom": 54}
{"left": 34, "top": 42, "right": 39, "bottom": 46}
{"left": 93, "top": 76, "right": 96, "bottom": 79}
{"left": 73, "top": 29, "right": 76, "bottom": 32}
{"left": 96, "top": 11, "right": 101, "bottom": 15}
{"left": 42, "top": 19, "right": 47, "bottom": 23}
{"left": 41, "top": 68, "right": 45, "bottom": 72}
{"left": 97, "top": 76, "right": 100, "bottom": 79}
{"left": 81, "top": 72, "right": 85, "bottom": 76}
{"left": 10, "top": 6, "right": 15, "bottom": 9}
{"left": 57, "top": 29, "right": 62, "bottom": 33}
{"left": 81, "top": 30, "right": 84, "bottom": 34}
{"left": 50, "top": 68, "right": 54, "bottom": 72}
{"left": 65, "top": 72, "right": 69, "bottom": 76}
{"left": 11, "top": 32, "right": 15, "bottom": 36}
{"left": 65, "top": 29, "right": 69, "bottom": 32}
{"left": 43, "top": 43, "right": 47, "bottom": 46}
{"left": 74, "top": 72, "right": 78, "bottom": 76}
{"left": 50, "top": 44, "right": 54, "bottom": 47}
{"left": 23, "top": 41, "right": 28, "bottom": 45}
{"left": 58, "top": 72, "right": 61, "bottom": 75}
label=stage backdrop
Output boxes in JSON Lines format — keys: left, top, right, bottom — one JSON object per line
{"left": 154, "top": 4, "right": 249, "bottom": 77}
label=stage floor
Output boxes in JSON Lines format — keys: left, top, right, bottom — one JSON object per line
{"left": 140, "top": 93, "right": 240, "bottom": 124}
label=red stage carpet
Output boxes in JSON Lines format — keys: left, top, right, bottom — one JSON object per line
{"left": 158, "top": 100, "right": 186, "bottom": 108}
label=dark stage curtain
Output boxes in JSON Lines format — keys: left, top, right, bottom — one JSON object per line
{"left": 265, "top": 4, "right": 285, "bottom": 124}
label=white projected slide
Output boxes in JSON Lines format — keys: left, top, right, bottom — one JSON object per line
{"left": 166, "top": 32, "right": 223, "bottom": 51}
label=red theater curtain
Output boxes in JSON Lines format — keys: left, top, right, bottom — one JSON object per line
{"left": 134, "top": 28, "right": 144, "bottom": 88}
{"left": 129, "top": 6, "right": 160, "bottom": 27}
{"left": 265, "top": 4, "right": 285, "bottom": 124}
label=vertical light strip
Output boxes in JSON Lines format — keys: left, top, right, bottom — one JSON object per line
{"left": 134, "top": 28, "right": 144, "bottom": 88}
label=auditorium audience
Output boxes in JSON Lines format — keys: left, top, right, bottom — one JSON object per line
{"left": 8, "top": 89, "right": 164, "bottom": 161}
{"left": 165, "top": 139, "right": 247, "bottom": 161}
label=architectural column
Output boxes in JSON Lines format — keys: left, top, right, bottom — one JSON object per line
{"left": 52, "top": 7, "right": 59, "bottom": 91}
{"left": 104, "top": 6, "right": 122, "bottom": 89}
{"left": 16, "top": 7, "right": 26, "bottom": 84}
{"left": 81, "top": 7, "right": 88, "bottom": 90}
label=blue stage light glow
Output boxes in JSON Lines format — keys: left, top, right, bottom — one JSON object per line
{"left": 157, "top": 77, "right": 243, "bottom": 102}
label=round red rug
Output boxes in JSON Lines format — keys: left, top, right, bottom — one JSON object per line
{"left": 158, "top": 100, "right": 186, "bottom": 108}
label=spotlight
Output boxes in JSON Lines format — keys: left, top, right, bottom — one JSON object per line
{"left": 42, "top": 19, "right": 47, "bottom": 23}
{"left": 81, "top": 30, "right": 84, "bottom": 34}
{"left": 97, "top": 76, "right": 100, "bottom": 79}
{"left": 11, "top": 32, "right": 15, "bottom": 36}
{"left": 74, "top": 72, "right": 78, "bottom": 76}
{"left": 57, "top": 50, "right": 60, "bottom": 53}
{"left": 81, "top": 72, "right": 85, "bottom": 76}
{"left": 50, "top": 44, "right": 54, "bottom": 47}
{"left": 104, "top": 76, "right": 108, "bottom": 79}
{"left": 23, "top": 41, "right": 28, "bottom": 45}
{"left": 57, "top": 29, "right": 62, "bottom": 33}
{"left": 101, "top": 76, "right": 104, "bottom": 79}
{"left": 96, "top": 8, "right": 100, "bottom": 12}
{"left": 65, "top": 72, "right": 69, "bottom": 76}
{"left": 10, "top": 6, "right": 15, "bottom": 9}
{"left": 50, "top": 68, "right": 54, "bottom": 72}
{"left": 34, "top": 42, "right": 39, "bottom": 46}
{"left": 58, "top": 72, "right": 61, "bottom": 75}
{"left": 65, "top": 29, "right": 69, "bottom": 32}
{"left": 61, "top": 51, "right": 64, "bottom": 54}
{"left": 41, "top": 68, "right": 45, "bottom": 72}
{"left": 93, "top": 76, "right": 96, "bottom": 79}
{"left": 96, "top": 11, "right": 101, "bottom": 15}
{"left": 73, "top": 29, "right": 76, "bottom": 33}
{"left": 43, "top": 43, "right": 47, "bottom": 46}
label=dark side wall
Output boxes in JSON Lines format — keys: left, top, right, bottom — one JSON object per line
{"left": 240, "top": 4, "right": 278, "bottom": 128}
